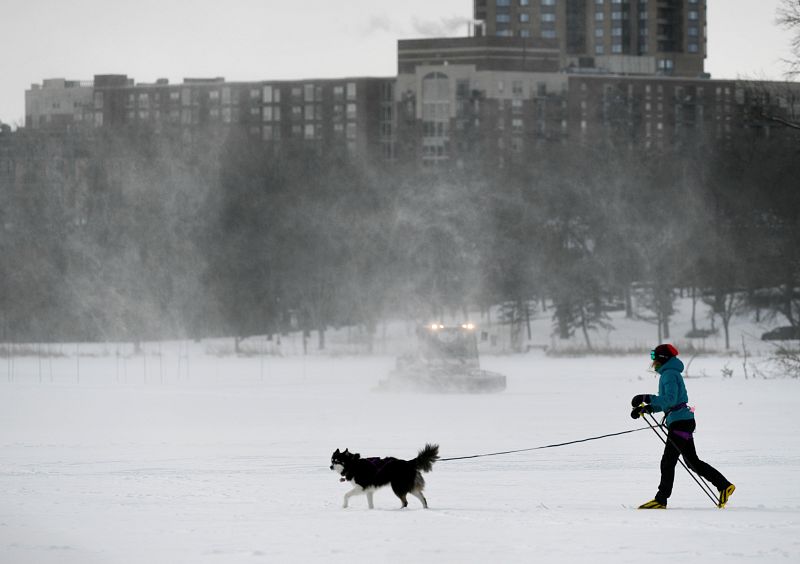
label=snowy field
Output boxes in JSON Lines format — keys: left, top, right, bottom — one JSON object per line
{"left": 1, "top": 346, "right": 799, "bottom": 563}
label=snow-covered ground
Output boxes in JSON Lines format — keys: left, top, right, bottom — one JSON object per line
{"left": 1, "top": 345, "right": 799, "bottom": 563}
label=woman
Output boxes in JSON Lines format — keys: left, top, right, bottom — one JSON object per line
{"left": 631, "top": 343, "right": 735, "bottom": 509}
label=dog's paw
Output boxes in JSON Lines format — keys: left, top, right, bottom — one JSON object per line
{"left": 339, "top": 477, "right": 346, "bottom": 482}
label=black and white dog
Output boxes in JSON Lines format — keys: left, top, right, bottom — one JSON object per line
{"left": 330, "top": 444, "right": 439, "bottom": 509}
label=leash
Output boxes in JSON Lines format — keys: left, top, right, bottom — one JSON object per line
{"left": 439, "top": 427, "right": 650, "bottom": 462}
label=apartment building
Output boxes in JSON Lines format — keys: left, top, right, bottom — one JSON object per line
{"left": 474, "top": 0, "right": 707, "bottom": 77}
{"left": 27, "top": 74, "right": 395, "bottom": 163}
{"left": 25, "top": 78, "right": 95, "bottom": 129}
{"left": 22, "top": 0, "right": 798, "bottom": 173}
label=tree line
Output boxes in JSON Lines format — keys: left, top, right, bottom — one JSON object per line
{"left": 0, "top": 115, "right": 798, "bottom": 351}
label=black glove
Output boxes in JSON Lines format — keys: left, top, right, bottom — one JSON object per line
{"left": 630, "top": 394, "right": 652, "bottom": 407}
{"left": 631, "top": 404, "right": 653, "bottom": 419}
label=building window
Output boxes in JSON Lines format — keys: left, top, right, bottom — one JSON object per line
{"left": 262, "top": 85, "right": 273, "bottom": 103}
{"left": 541, "top": 0, "right": 554, "bottom": 5}
{"left": 520, "top": 29, "right": 531, "bottom": 37}
{"left": 688, "top": 10, "right": 699, "bottom": 20}
{"left": 519, "top": 13, "right": 530, "bottom": 23}
{"left": 537, "top": 82, "right": 547, "bottom": 96}
{"left": 596, "top": 27, "right": 604, "bottom": 37}
{"left": 595, "top": 44, "right": 605, "bottom": 54}
{"left": 688, "top": 43, "right": 699, "bottom": 53}
{"left": 688, "top": 26, "right": 699, "bottom": 36}
{"left": 542, "top": 30, "right": 557, "bottom": 38}
{"left": 521, "top": 0, "right": 530, "bottom": 5}
{"left": 304, "top": 124, "right": 315, "bottom": 139}
{"left": 595, "top": 12, "right": 604, "bottom": 21}
{"left": 658, "top": 59, "right": 675, "bottom": 71}
{"left": 346, "top": 103, "right": 357, "bottom": 120}
{"left": 541, "top": 13, "right": 555, "bottom": 22}
{"left": 497, "top": 0, "right": 511, "bottom": 5}
{"left": 612, "top": 44, "right": 623, "bottom": 53}
{"left": 496, "top": 14, "right": 511, "bottom": 23}
{"left": 334, "top": 85, "right": 345, "bottom": 101}
{"left": 347, "top": 82, "right": 357, "bottom": 100}
{"left": 421, "top": 72, "right": 450, "bottom": 163}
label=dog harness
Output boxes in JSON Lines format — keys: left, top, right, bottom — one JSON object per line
{"left": 365, "top": 457, "right": 396, "bottom": 471}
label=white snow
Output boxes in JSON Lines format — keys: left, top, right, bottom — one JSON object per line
{"left": 1, "top": 343, "right": 799, "bottom": 564}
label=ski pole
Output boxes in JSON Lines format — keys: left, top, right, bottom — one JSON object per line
{"left": 641, "top": 412, "right": 720, "bottom": 507}
{"left": 642, "top": 413, "right": 718, "bottom": 504}
{"left": 645, "top": 415, "right": 717, "bottom": 500}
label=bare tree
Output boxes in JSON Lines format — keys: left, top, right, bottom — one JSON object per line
{"left": 779, "top": 0, "right": 800, "bottom": 77}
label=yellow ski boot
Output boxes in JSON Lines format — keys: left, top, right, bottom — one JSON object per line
{"left": 718, "top": 484, "right": 736, "bottom": 508}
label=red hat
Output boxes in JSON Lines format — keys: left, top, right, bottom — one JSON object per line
{"left": 652, "top": 343, "right": 679, "bottom": 363}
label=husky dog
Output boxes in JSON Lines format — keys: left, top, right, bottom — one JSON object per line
{"left": 330, "top": 444, "right": 439, "bottom": 509}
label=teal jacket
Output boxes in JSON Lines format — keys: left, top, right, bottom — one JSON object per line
{"left": 649, "top": 356, "right": 694, "bottom": 427}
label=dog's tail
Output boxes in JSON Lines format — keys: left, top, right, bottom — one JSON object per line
{"left": 414, "top": 443, "right": 440, "bottom": 473}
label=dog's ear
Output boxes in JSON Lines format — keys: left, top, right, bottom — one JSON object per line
{"left": 344, "top": 448, "right": 350, "bottom": 454}
{"left": 334, "top": 448, "right": 340, "bottom": 455}
{"left": 353, "top": 453, "right": 360, "bottom": 460}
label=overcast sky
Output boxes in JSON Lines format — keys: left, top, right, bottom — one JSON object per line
{"left": 0, "top": 0, "right": 795, "bottom": 127}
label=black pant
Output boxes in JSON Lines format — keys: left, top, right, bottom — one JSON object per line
{"left": 656, "top": 419, "right": 730, "bottom": 504}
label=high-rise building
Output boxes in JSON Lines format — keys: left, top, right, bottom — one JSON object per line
{"left": 473, "top": 0, "right": 707, "bottom": 77}
{"left": 21, "top": 0, "right": 799, "bottom": 174}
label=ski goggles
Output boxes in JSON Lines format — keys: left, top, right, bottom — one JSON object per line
{"left": 650, "top": 350, "right": 656, "bottom": 360}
